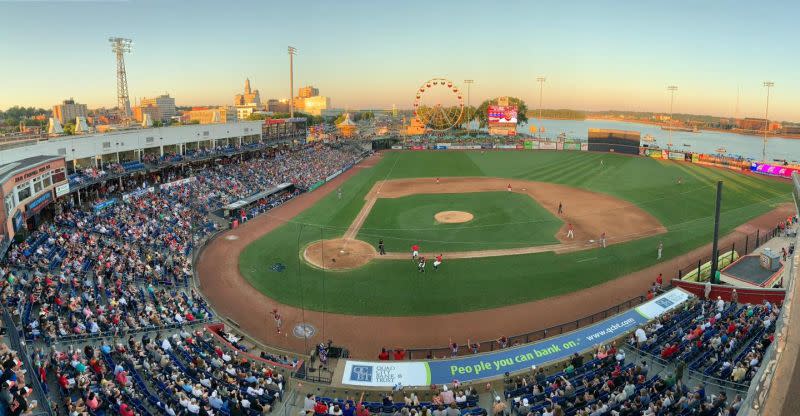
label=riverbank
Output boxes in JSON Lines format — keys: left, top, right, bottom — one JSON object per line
{"left": 586, "top": 117, "right": 800, "bottom": 140}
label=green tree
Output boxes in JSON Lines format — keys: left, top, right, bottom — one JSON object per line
{"left": 248, "top": 113, "right": 268, "bottom": 121}
{"left": 62, "top": 122, "right": 75, "bottom": 135}
{"left": 474, "top": 97, "right": 529, "bottom": 128}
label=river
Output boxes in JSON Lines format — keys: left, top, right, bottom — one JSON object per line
{"left": 509, "top": 118, "right": 800, "bottom": 163}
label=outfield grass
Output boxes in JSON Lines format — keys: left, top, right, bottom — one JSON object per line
{"left": 238, "top": 151, "right": 792, "bottom": 316}
{"left": 355, "top": 191, "right": 562, "bottom": 252}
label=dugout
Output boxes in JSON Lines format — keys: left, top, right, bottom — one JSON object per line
{"left": 587, "top": 128, "right": 641, "bottom": 155}
{"left": 219, "top": 182, "right": 295, "bottom": 220}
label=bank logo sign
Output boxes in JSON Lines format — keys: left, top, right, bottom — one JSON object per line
{"left": 350, "top": 365, "right": 373, "bottom": 382}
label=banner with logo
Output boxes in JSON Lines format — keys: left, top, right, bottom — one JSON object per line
{"left": 122, "top": 187, "right": 155, "bottom": 202}
{"left": 326, "top": 169, "right": 344, "bottom": 182}
{"left": 391, "top": 145, "right": 403, "bottom": 150}
{"left": 751, "top": 162, "right": 800, "bottom": 178}
{"left": 55, "top": 183, "right": 70, "bottom": 197}
{"left": 580, "top": 143, "right": 589, "bottom": 151}
{"left": 93, "top": 199, "right": 117, "bottom": 213}
{"left": 308, "top": 180, "right": 326, "bottom": 191}
{"left": 524, "top": 140, "right": 535, "bottom": 150}
{"left": 340, "top": 288, "right": 691, "bottom": 387}
{"left": 562, "top": 142, "right": 581, "bottom": 151}
{"left": 539, "top": 141, "right": 557, "bottom": 150}
{"left": 161, "top": 177, "right": 196, "bottom": 190}
{"left": 668, "top": 151, "right": 685, "bottom": 161}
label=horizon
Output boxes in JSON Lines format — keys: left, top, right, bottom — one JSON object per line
{"left": 1, "top": 0, "right": 798, "bottom": 122}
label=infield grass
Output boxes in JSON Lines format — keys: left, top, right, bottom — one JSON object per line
{"left": 355, "top": 191, "right": 562, "bottom": 252}
{"left": 238, "top": 151, "right": 792, "bottom": 316}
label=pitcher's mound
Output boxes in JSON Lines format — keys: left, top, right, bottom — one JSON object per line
{"left": 303, "top": 238, "right": 376, "bottom": 271}
{"left": 435, "top": 211, "right": 474, "bottom": 224}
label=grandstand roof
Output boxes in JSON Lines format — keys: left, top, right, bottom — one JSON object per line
{"left": 0, "top": 155, "right": 63, "bottom": 184}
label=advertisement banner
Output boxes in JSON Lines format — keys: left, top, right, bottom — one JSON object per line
{"left": 467, "top": 145, "right": 482, "bottom": 150}
{"left": 449, "top": 145, "right": 466, "bottom": 150}
{"left": 516, "top": 144, "right": 524, "bottom": 150}
{"left": 751, "top": 162, "right": 800, "bottom": 178}
{"left": 436, "top": 143, "right": 451, "bottom": 148}
{"left": 25, "top": 191, "right": 53, "bottom": 218}
{"left": 539, "top": 141, "right": 557, "bottom": 150}
{"left": 524, "top": 141, "right": 535, "bottom": 150}
{"left": 12, "top": 211, "right": 24, "bottom": 231}
{"left": 93, "top": 198, "right": 117, "bottom": 213}
{"left": 122, "top": 187, "right": 155, "bottom": 202}
{"left": 562, "top": 142, "right": 581, "bottom": 151}
{"left": 308, "top": 180, "right": 325, "bottom": 191}
{"left": 580, "top": 143, "right": 589, "bottom": 151}
{"left": 646, "top": 149, "right": 662, "bottom": 159}
{"left": 556, "top": 142, "right": 564, "bottom": 151}
{"left": 391, "top": 145, "right": 403, "bottom": 150}
{"left": 668, "top": 151, "right": 685, "bottom": 161}
{"left": 411, "top": 146, "right": 425, "bottom": 150}
{"left": 691, "top": 153, "right": 700, "bottom": 163}
{"left": 161, "top": 177, "right": 196, "bottom": 190}
{"left": 341, "top": 289, "right": 691, "bottom": 387}
{"left": 661, "top": 150, "right": 670, "bottom": 159}
{"left": 433, "top": 145, "right": 448, "bottom": 150}
{"left": 497, "top": 145, "right": 517, "bottom": 149}
{"left": 481, "top": 144, "right": 494, "bottom": 149}
{"left": 326, "top": 169, "right": 344, "bottom": 182}
{"left": 55, "top": 183, "right": 70, "bottom": 197}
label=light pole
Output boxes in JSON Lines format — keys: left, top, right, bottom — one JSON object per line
{"left": 464, "top": 79, "right": 474, "bottom": 135}
{"left": 667, "top": 85, "right": 678, "bottom": 149}
{"left": 762, "top": 81, "right": 774, "bottom": 163}
{"left": 536, "top": 77, "right": 546, "bottom": 139}
{"left": 288, "top": 46, "right": 297, "bottom": 118}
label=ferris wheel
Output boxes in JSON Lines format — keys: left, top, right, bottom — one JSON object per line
{"left": 413, "top": 78, "right": 464, "bottom": 131}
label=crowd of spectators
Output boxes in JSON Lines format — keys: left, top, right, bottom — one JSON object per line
{"left": 1, "top": 140, "right": 367, "bottom": 414}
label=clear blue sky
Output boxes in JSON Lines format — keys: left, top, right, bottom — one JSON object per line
{"left": 1, "top": 0, "right": 797, "bottom": 121}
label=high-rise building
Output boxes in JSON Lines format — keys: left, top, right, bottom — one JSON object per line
{"left": 302, "top": 96, "right": 331, "bottom": 116}
{"left": 52, "top": 98, "right": 88, "bottom": 125}
{"left": 267, "top": 99, "right": 290, "bottom": 113}
{"left": 133, "top": 104, "right": 161, "bottom": 124}
{"left": 140, "top": 94, "right": 176, "bottom": 120}
{"left": 182, "top": 107, "right": 238, "bottom": 124}
{"left": 234, "top": 78, "right": 262, "bottom": 108}
{"left": 299, "top": 85, "right": 319, "bottom": 98}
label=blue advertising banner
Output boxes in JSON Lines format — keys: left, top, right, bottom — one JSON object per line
{"left": 341, "top": 289, "right": 691, "bottom": 387}
{"left": 93, "top": 199, "right": 117, "bottom": 213}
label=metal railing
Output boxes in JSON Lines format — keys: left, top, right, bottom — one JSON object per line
{"left": 406, "top": 295, "right": 645, "bottom": 359}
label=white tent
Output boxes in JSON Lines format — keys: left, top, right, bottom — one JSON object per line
{"left": 75, "top": 117, "right": 90, "bottom": 133}
{"left": 48, "top": 117, "right": 63, "bottom": 135}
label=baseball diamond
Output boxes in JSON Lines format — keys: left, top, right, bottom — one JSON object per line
{"left": 198, "top": 150, "right": 794, "bottom": 356}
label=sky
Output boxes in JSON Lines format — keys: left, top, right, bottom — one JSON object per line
{"left": 0, "top": 0, "right": 798, "bottom": 121}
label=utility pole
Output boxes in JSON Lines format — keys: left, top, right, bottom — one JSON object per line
{"left": 463, "top": 79, "right": 474, "bottom": 135}
{"left": 667, "top": 85, "right": 678, "bottom": 149}
{"left": 710, "top": 181, "right": 723, "bottom": 283}
{"left": 536, "top": 77, "right": 546, "bottom": 139}
{"left": 762, "top": 81, "right": 774, "bottom": 163}
{"left": 288, "top": 46, "right": 297, "bottom": 118}
{"left": 109, "top": 37, "right": 133, "bottom": 122}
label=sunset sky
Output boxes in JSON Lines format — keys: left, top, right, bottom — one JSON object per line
{"left": 1, "top": 0, "right": 797, "bottom": 121}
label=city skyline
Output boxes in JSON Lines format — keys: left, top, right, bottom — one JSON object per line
{"left": 1, "top": 0, "right": 798, "bottom": 121}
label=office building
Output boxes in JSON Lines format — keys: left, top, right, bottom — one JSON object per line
{"left": 52, "top": 98, "right": 88, "bottom": 125}
{"left": 183, "top": 107, "right": 238, "bottom": 124}
{"left": 234, "top": 78, "right": 262, "bottom": 108}
{"left": 299, "top": 85, "right": 319, "bottom": 98}
{"left": 302, "top": 96, "right": 331, "bottom": 116}
{"left": 140, "top": 94, "right": 177, "bottom": 120}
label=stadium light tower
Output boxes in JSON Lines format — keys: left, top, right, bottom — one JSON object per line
{"left": 109, "top": 37, "right": 133, "bottom": 122}
{"left": 463, "top": 79, "right": 474, "bottom": 134}
{"left": 536, "top": 77, "right": 546, "bottom": 139}
{"left": 667, "top": 85, "right": 678, "bottom": 149}
{"left": 288, "top": 46, "right": 297, "bottom": 118}
{"left": 762, "top": 81, "right": 774, "bottom": 163}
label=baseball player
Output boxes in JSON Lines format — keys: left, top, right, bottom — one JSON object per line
{"left": 558, "top": 202, "right": 563, "bottom": 215}
{"left": 507, "top": 183, "right": 512, "bottom": 192}
{"left": 436, "top": 177, "right": 440, "bottom": 184}
{"left": 600, "top": 232, "right": 607, "bottom": 248}
{"left": 418, "top": 256, "right": 426, "bottom": 273}
{"left": 337, "top": 188, "right": 342, "bottom": 199}
{"left": 378, "top": 239, "right": 386, "bottom": 255}
{"left": 567, "top": 223, "right": 574, "bottom": 239}
{"left": 411, "top": 244, "right": 420, "bottom": 260}
{"left": 657, "top": 241, "right": 663, "bottom": 259}
{"left": 433, "top": 254, "right": 443, "bottom": 271}
{"left": 271, "top": 309, "right": 282, "bottom": 334}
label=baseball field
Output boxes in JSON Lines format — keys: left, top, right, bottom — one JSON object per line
{"left": 235, "top": 151, "right": 792, "bottom": 316}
